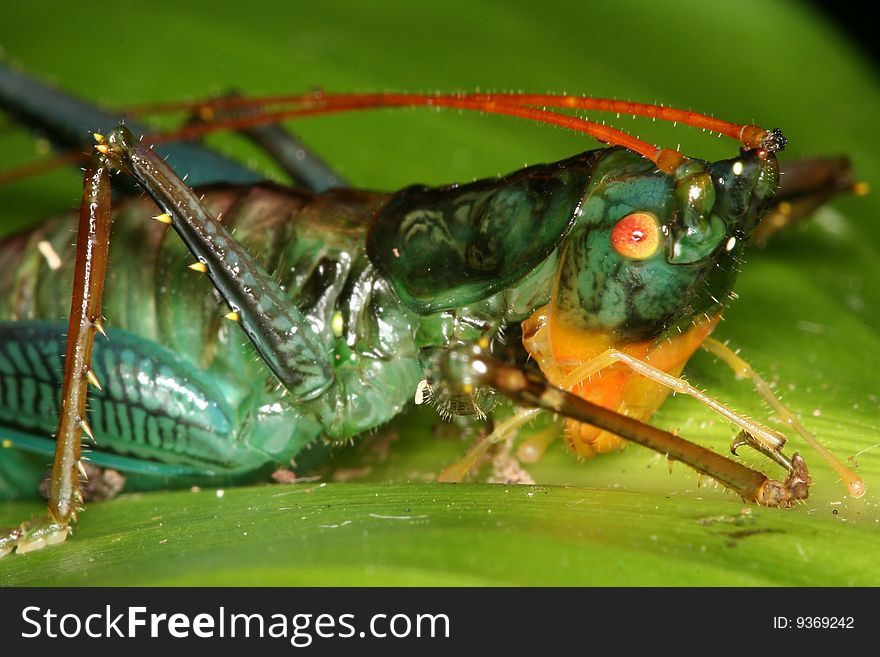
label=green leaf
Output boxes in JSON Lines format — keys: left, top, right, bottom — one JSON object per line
{"left": 2, "top": 483, "right": 877, "bottom": 586}
{"left": 1, "top": 0, "right": 878, "bottom": 585}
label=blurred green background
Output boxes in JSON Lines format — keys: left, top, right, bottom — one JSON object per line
{"left": 0, "top": 0, "right": 878, "bottom": 585}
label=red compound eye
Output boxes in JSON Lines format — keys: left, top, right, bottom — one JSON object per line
{"left": 610, "top": 212, "right": 660, "bottom": 260}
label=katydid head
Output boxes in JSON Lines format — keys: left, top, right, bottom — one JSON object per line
{"left": 548, "top": 146, "right": 780, "bottom": 344}
{"left": 667, "top": 146, "right": 781, "bottom": 263}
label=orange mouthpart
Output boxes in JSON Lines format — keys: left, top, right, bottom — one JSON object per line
{"left": 522, "top": 305, "right": 719, "bottom": 458}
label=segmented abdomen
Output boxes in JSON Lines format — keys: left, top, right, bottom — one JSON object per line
{"left": 0, "top": 182, "right": 402, "bottom": 483}
{"left": 0, "top": 183, "right": 370, "bottom": 401}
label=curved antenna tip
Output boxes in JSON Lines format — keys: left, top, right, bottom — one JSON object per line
{"left": 761, "top": 128, "right": 788, "bottom": 153}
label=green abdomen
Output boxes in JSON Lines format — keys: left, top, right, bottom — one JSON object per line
{"left": 0, "top": 182, "right": 396, "bottom": 494}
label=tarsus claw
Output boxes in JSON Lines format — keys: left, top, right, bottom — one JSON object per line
{"left": 0, "top": 518, "right": 70, "bottom": 557}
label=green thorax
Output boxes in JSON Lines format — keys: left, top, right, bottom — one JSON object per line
{"left": 367, "top": 152, "right": 597, "bottom": 313}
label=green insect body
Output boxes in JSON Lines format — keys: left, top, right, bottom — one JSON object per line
{"left": 0, "top": 139, "right": 776, "bottom": 500}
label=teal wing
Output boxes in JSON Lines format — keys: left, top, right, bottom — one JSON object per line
{"left": 0, "top": 321, "right": 272, "bottom": 498}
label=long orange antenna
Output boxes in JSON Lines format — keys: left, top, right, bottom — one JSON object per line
{"left": 146, "top": 94, "right": 685, "bottom": 171}
{"left": 128, "top": 91, "right": 785, "bottom": 153}
{"left": 464, "top": 93, "right": 779, "bottom": 150}
{"left": 2, "top": 91, "right": 785, "bottom": 184}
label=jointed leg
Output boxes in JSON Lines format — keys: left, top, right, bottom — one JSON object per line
{"left": 192, "top": 95, "right": 348, "bottom": 193}
{"left": 438, "top": 342, "right": 804, "bottom": 484}
{"left": 435, "top": 343, "right": 810, "bottom": 506}
{"left": 559, "top": 348, "right": 792, "bottom": 469}
{"left": 438, "top": 408, "right": 542, "bottom": 482}
{"left": 702, "top": 337, "right": 865, "bottom": 497}
{"left": 1, "top": 153, "right": 111, "bottom": 555}
{"left": 99, "top": 126, "right": 333, "bottom": 401}
{"left": 1, "top": 125, "right": 338, "bottom": 557}
{"left": 439, "top": 341, "right": 796, "bottom": 482}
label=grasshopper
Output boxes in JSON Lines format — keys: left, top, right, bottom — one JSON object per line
{"left": 0, "top": 67, "right": 864, "bottom": 556}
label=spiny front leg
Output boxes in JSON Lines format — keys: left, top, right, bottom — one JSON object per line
{"left": 433, "top": 342, "right": 810, "bottom": 506}
{"left": 436, "top": 341, "right": 808, "bottom": 485}
{"left": 0, "top": 153, "right": 111, "bottom": 557}
{"left": 97, "top": 125, "right": 333, "bottom": 401}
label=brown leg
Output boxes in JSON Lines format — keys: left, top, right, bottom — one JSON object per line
{"left": 0, "top": 148, "right": 111, "bottom": 556}
{"left": 434, "top": 342, "right": 811, "bottom": 507}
